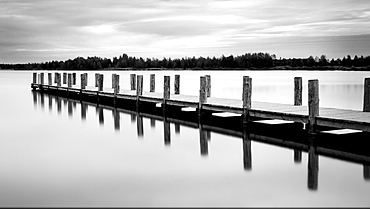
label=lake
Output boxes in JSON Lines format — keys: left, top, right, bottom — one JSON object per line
{"left": 0, "top": 70, "right": 369, "bottom": 207}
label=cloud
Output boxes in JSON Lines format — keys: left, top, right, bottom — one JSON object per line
{"left": 0, "top": 0, "right": 370, "bottom": 63}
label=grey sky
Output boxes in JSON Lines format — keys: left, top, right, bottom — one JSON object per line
{"left": 1, "top": 0, "right": 370, "bottom": 63}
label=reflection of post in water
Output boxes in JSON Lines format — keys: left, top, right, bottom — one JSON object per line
{"left": 199, "top": 124, "right": 208, "bottom": 156}
{"left": 32, "top": 90, "right": 37, "bottom": 106}
{"left": 68, "top": 100, "right": 73, "bottom": 117}
{"left": 137, "top": 113, "right": 144, "bottom": 137}
{"left": 98, "top": 106, "right": 104, "bottom": 125}
{"left": 294, "top": 150, "right": 302, "bottom": 163}
{"left": 150, "top": 118, "right": 156, "bottom": 128}
{"left": 56, "top": 97, "right": 62, "bottom": 114}
{"left": 175, "top": 123, "right": 180, "bottom": 134}
{"left": 112, "top": 108, "right": 120, "bottom": 130}
{"left": 163, "top": 117, "right": 171, "bottom": 146}
{"left": 48, "top": 94, "right": 52, "bottom": 111}
{"left": 40, "top": 91, "right": 45, "bottom": 109}
{"left": 243, "top": 125, "right": 252, "bottom": 170}
{"left": 81, "top": 102, "right": 87, "bottom": 120}
{"left": 131, "top": 113, "right": 136, "bottom": 124}
{"left": 364, "top": 164, "right": 370, "bottom": 181}
{"left": 307, "top": 138, "right": 319, "bottom": 191}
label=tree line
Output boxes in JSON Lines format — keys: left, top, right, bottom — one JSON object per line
{"left": 1, "top": 53, "right": 370, "bottom": 70}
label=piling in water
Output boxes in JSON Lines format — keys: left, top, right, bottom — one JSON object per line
{"left": 308, "top": 79, "right": 319, "bottom": 134}
{"left": 175, "top": 74, "right": 180, "bottom": 94}
{"left": 294, "top": 77, "right": 302, "bottom": 106}
{"left": 150, "top": 74, "right": 155, "bottom": 92}
{"left": 363, "top": 78, "right": 370, "bottom": 112}
{"left": 130, "top": 74, "right": 136, "bottom": 90}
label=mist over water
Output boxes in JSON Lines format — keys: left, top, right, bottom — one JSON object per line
{"left": 0, "top": 70, "right": 369, "bottom": 207}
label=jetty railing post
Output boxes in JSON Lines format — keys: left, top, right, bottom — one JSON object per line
{"left": 206, "top": 75, "right": 211, "bottom": 97}
{"left": 63, "top": 73, "right": 67, "bottom": 84}
{"left": 199, "top": 76, "right": 207, "bottom": 117}
{"left": 150, "top": 74, "right": 155, "bottom": 92}
{"left": 48, "top": 73, "right": 52, "bottom": 85}
{"left": 136, "top": 75, "right": 143, "bottom": 109}
{"left": 98, "top": 74, "right": 103, "bottom": 91}
{"left": 95, "top": 73, "right": 99, "bottom": 87}
{"left": 163, "top": 76, "right": 170, "bottom": 106}
{"left": 40, "top": 73, "right": 44, "bottom": 85}
{"left": 67, "top": 73, "right": 72, "bottom": 88}
{"left": 242, "top": 76, "right": 252, "bottom": 123}
{"left": 175, "top": 74, "right": 180, "bottom": 94}
{"left": 363, "top": 78, "right": 370, "bottom": 112}
{"left": 33, "top": 73, "right": 37, "bottom": 84}
{"left": 294, "top": 77, "right": 302, "bottom": 106}
{"left": 56, "top": 73, "right": 61, "bottom": 87}
{"left": 130, "top": 74, "right": 136, "bottom": 90}
{"left": 72, "top": 73, "right": 76, "bottom": 85}
{"left": 308, "top": 79, "right": 319, "bottom": 134}
{"left": 81, "top": 73, "right": 86, "bottom": 90}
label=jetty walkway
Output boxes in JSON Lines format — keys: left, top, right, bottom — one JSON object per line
{"left": 31, "top": 72, "right": 370, "bottom": 133}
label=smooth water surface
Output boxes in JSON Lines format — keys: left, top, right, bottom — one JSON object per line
{"left": 0, "top": 70, "right": 369, "bottom": 207}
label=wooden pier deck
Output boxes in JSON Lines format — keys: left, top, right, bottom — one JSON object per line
{"left": 31, "top": 72, "right": 370, "bottom": 133}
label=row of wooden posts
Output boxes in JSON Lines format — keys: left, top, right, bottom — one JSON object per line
{"left": 32, "top": 72, "right": 370, "bottom": 134}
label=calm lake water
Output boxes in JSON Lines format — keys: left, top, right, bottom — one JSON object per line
{"left": 0, "top": 70, "right": 369, "bottom": 207}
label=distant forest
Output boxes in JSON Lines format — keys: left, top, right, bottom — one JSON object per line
{"left": 1, "top": 53, "right": 370, "bottom": 70}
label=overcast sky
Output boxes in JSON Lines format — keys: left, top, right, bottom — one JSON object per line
{"left": 1, "top": 0, "right": 370, "bottom": 63}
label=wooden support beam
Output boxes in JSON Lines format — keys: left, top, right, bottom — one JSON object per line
{"left": 308, "top": 79, "right": 319, "bottom": 134}
{"left": 63, "top": 73, "right": 67, "bottom": 84}
{"left": 175, "top": 74, "right": 180, "bottom": 94}
{"left": 48, "top": 73, "right": 52, "bottom": 85}
{"left": 294, "top": 77, "right": 302, "bottom": 106}
{"left": 130, "top": 74, "right": 136, "bottom": 90}
{"left": 150, "top": 74, "right": 155, "bottom": 92}
{"left": 363, "top": 77, "right": 370, "bottom": 112}
{"left": 98, "top": 74, "right": 103, "bottom": 91}
{"left": 242, "top": 76, "right": 252, "bottom": 123}
{"left": 206, "top": 75, "right": 211, "bottom": 97}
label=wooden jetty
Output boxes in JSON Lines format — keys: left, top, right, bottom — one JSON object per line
{"left": 31, "top": 72, "right": 370, "bottom": 134}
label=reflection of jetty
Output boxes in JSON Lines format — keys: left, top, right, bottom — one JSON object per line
{"left": 32, "top": 89, "right": 370, "bottom": 192}
{"left": 31, "top": 72, "right": 370, "bottom": 134}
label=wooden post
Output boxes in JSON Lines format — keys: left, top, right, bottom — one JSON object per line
{"left": 130, "top": 74, "right": 136, "bottom": 90}
{"left": 33, "top": 73, "right": 37, "bottom": 84}
{"left": 175, "top": 74, "right": 180, "bottom": 94}
{"left": 308, "top": 79, "right": 319, "bottom": 134}
{"left": 56, "top": 73, "right": 61, "bottom": 87}
{"left": 294, "top": 77, "right": 302, "bottom": 106}
{"left": 81, "top": 73, "right": 86, "bottom": 89}
{"left": 112, "top": 74, "right": 116, "bottom": 88}
{"left": 363, "top": 78, "right": 370, "bottom": 112}
{"left": 114, "top": 74, "right": 120, "bottom": 94}
{"left": 84, "top": 73, "right": 88, "bottom": 87}
{"left": 67, "top": 73, "right": 72, "bottom": 87}
{"left": 98, "top": 74, "right": 103, "bottom": 91}
{"left": 72, "top": 73, "right": 76, "bottom": 85}
{"left": 150, "top": 74, "right": 155, "bottom": 92}
{"left": 199, "top": 76, "right": 207, "bottom": 115}
{"left": 54, "top": 72, "right": 57, "bottom": 83}
{"left": 63, "top": 73, "right": 67, "bottom": 84}
{"left": 163, "top": 75, "right": 170, "bottom": 103}
{"left": 95, "top": 73, "right": 99, "bottom": 87}
{"left": 48, "top": 73, "right": 52, "bottom": 85}
{"left": 206, "top": 75, "right": 211, "bottom": 97}
{"left": 242, "top": 76, "right": 252, "bottom": 123}
{"left": 40, "top": 73, "right": 44, "bottom": 85}
{"left": 364, "top": 164, "right": 370, "bottom": 180}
